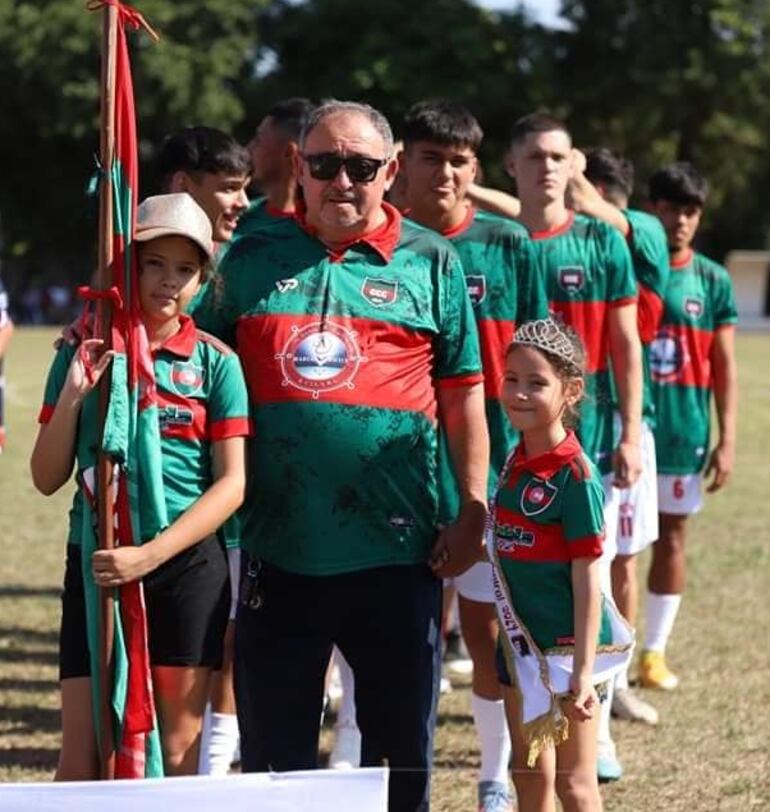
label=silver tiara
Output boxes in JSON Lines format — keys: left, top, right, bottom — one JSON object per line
{"left": 511, "top": 318, "right": 579, "bottom": 369}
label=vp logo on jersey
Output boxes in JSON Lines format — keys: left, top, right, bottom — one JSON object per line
{"left": 520, "top": 479, "right": 558, "bottom": 517}
{"left": 361, "top": 277, "right": 398, "bottom": 307}
{"left": 684, "top": 297, "right": 703, "bottom": 319}
{"left": 169, "top": 361, "right": 204, "bottom": 397}
{"left": 276, "top": 321, "right": 366, "bottom": 398}
{"left": 650, "top": 331, "right": 686, "bottom": 381}
{"left": 558, "top": 266, "right": 586, "bottom": 294}
{"left": 465, "top": 275, "right": 487, "bottom": 307}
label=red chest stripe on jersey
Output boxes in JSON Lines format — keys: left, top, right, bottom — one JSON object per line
{"left": 210, "top": 416, "right": 253, "bottom": 441}
{"left": 549, "top": 300, "right": 608, "bottom": 373}
{"left": 157, "top": 389, "right": 207, "bottom": 441}
{"left": 38, "top": 404, "right": 55, "bottom": 424}
{"left": 651, "top": 324, "right": 716, "bottom": 388}
{"left": 237, "top": 313, "right": 440, "bottom": 421}
{"left": 477, "top": 318, "right": 516, "bottom": 399}
{"left": 494, "top": 504, "right": 571, "bottom": 563}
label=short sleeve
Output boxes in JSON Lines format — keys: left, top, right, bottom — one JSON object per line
{"left": 561, "top": 464, "right": 605, "bottom": 559}
{"left": 434, "top": 249, "right": 484, "bottom": 386}
{"left": 208, "top": 350, "right": 251, "bottom": 441}
{"left": 39, "top": 345, "right": 76, "bottom": 423}
{"left": 625, "top": 211, "right": 670, "bottom": 343}
{"left": 713, "top": 268, "right": 738, "bottom": 328}
{"left": 604, "top": 226, "right": 638, "bottom": 306}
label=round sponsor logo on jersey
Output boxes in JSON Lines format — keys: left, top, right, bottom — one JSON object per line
{"left": 276, "top": 321, "right": 366, "bottom": 398}
{"left": 520, "top": 478, "right": 558, "bottom": 516}
{"left": 170, "top": 361, "right": 204, "bottom": 397}
{"left": 649, "top": 331, "right": 686, "bottom": 381}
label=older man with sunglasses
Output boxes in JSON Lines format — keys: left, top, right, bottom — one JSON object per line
{"left": 194, "top": 100, "right": 489, "bottom": 811}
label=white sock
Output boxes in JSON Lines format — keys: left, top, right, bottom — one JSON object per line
{"left": 470, "top": 693, "right": 510, "bottom": 785}
{"left": 614, "top": 663, "right": 630, "bottom": 691}
{"left": 334, "top": 648, "right": 357, "bottom": 727}
{"left": 198, "top": 704, "right": 239, "bottom": 775}
{"left": 644, "top": 593, "right": 682, "bottom": 653}
{"left": 597, "top": 682, "right": 614, "bottom": 751}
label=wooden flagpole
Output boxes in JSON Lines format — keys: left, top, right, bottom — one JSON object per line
{"left": 96, "top": 0, "right": 119, "bottom": 781}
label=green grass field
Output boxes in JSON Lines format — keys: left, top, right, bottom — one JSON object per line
{"left": 1, "top": 327, "right": 769, "bottom": 809}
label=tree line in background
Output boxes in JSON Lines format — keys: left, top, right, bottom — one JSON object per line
{"left": 2, "top": 0, "right": 769, "bottom": 298}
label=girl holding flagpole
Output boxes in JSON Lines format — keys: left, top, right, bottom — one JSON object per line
{"left": 31, "top": 193, "right": 249, "bottom": 779}
{"left": 488, "top": 318, "right": 633, "bottom": 812}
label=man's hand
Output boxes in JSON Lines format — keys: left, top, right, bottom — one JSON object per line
{"left": 612, "top": 440, "right": 642, "bottom": 489}
{"left": 705, "top": 442, "right": 734, "bottom": 492}
{"left": 429, "top": 502, "right": 487, "bottom": 578}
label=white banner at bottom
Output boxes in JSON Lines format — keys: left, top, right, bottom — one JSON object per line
{"left": 0, "top": 768, "right": 389, "bottom": 812}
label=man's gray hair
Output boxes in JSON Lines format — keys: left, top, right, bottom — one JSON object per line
{"left": 299, "top": 100, "right": 394, "bottom": 157}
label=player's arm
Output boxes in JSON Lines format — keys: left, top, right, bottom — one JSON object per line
{"left": 431, "top": 382, "right": 489, "bottom": 577}
{"left": 608, "top": 302, "right": 643, "bottom": 488}
{"left": 567, "top": 556, "right": 601, "bottom": 720}
{"left": 466, "top": 183, "right": 521, "bottom": 220}
{"left": 567, "top": 169, "right": 630, "bottom": 237}
{"left": 705, "top": 325, "right": 737, "bottom": 492}
{"left": 92, "top": 436, "right": 246, "bottom": 586}
{"left": 0, "top": 318, "right": 13, "bottom": 358}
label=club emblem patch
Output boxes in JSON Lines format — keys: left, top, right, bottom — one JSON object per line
{"left": 169, "top": 361, "right": 204, "bottom": 397}
{"left": 495, "top": 524, "right": 536, "bottom": 551}
{"left": 361, "top": 277, "right": 398, "bottom": 307}
{"left": 520, "top": 478, "right": 558, "bottom": 517}
{"left": 275, "top": 321, "right": 366, "bottom": 398}
{"left": 649, "top": 331, "right": 686, "bottom": 381}
{"left": 465, "top": 275, "right": 487, "bottom": 307}
{"left": 558, "top": 266, "right": 586, "bottom": 294}
{"left": 684, "top": 297, "right": 703, "bottom": 319}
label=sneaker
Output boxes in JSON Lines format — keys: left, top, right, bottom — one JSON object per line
{"left": 477, "top": 780, "right": 513, "bottom": 812}
{"left": 597, "top": 741, "right": 623, "bottom": 783}
{"left": 444, "top": 630, "right": 473, "bottom": 676}
{"left": 611, "top": 687, "right": 659, "bottom": 725}
{"left": 328, "top": 719, "right": 361, "bottom": 769}
{"left": 638, "top": 649, "right": 679, "bottom": 690}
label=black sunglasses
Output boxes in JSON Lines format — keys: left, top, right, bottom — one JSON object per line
{"left": 302, "top": 152, "right": 389, "bottom": 183}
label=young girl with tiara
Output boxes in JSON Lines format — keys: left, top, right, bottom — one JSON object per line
{"left": 31, "top": 193, "right": 250, "bottom": 779}
{"left": 488, "top": 317, "right": 633, "bottom": 812}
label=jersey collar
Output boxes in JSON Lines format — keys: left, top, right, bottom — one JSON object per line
{"left": 440, "top": 204, "right": 475, "bottom": 239}
{"left": 295, "top": 200, "right": 402, "bottom": 262}
{"left": 529, "top": 210, "right": 575, "bottom": 241}
{"left": 152, "top": 314, "right": 197, "bottom": 359}
{"left": 509, "top": 430, "right": 582, "bottom": 480}
{"left": 671, "top": 248, "right": 694, "bottom": 269}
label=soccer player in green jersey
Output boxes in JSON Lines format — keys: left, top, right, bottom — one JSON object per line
{"left": 507, "top": 114, "right": 643, "bottom": 782}
{"left": 642, "top": 163, "right": 738, "bottom": 691}
{"left": 400, "top": 98, "right": 547, "bottom": 812}
{"left": 570, "top": 148, "right": 669, "bottom": 726}
{"left": 196, "top": 100, "right": 489, "bottom": 812}
{"left": 31, "top": 194, "right": 249, "bottom": 778}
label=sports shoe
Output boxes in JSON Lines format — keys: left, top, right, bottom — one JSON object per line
{"left": 328, "top": 719, "right": 361, "bottom": 769}
{"left": 477, "top": 780, "right": 514, "bottom": 812}
{"left": 638, "top": 649, "right": 679, "bottom": 690}
{"left": 597, "top": 741, "right": 623, "bottom": 783}
{"left": 611, "top": 687, "right": 659, "bottom": 725}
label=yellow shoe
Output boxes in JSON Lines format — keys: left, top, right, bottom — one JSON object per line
{"left": 638, "top": 649, "right": 679, "bottom": 690}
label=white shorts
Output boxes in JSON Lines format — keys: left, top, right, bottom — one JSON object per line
{"left": 454, "top": 560, "right": 496, "bottom": 603}
{"left": 616, "top": 421, "right": 659, "bottom": 556}
{"left": 227, "top": 547, "right": 241, "bottom": 621}
{"left": 599, "top": 474, "right": 621, "bottom": 591}
{"left": 657, "top": 473, "right": 704, "bottom": 516}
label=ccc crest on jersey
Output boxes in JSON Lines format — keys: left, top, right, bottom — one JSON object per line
{"left": 362, "top": 277, "right": 398, "bottom": 307}
{"left": 465, "top": 275, "right": 487, "bottom": 307}
{"left": 558, "top": 266, "right": 586, "bottom": 294}
{"left": 520, "top": 478, "right": 558, "bottom": 517}
{"left": 684, "top": 297, "right": 703, "bottom": 319}
{"left": 169, "top": 361, "right": 204, "bottom": 397}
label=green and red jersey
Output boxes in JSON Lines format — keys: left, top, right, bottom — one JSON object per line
{"left": 436, "top": 207, "right": 548, "bottom": 520}
{"left": 493, "top": 431, "right": 611, "bottom": 651}
{"left": 194, "top": 203, "right": 483, "bottom": 576}
{"left": 529, "top": 212, "right": 637, "bottom": 474}
{"left": 622, "top": 209, "right": 670, "bottom": 425}
{"left": 39, "top": 315, "right": 251, "bottom": 545}
{"left": 650, "top": 250, "right": 737, "bottom": 474}
{"left": 235, "top": 195, "right": 294, "bottom": 239}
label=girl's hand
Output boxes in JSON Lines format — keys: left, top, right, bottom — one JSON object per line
{"left": 63, "top": 339, "right": 114, "bottom": 400}
{"left": 563, "top": 674, "right": 598, "bottom": 722}
{"left": 92, "top": 546, "right": 156, "bottom": 587}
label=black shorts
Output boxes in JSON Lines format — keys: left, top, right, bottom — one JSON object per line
{"left": 59, "top": 536, "right": 230, "bottom": 679}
